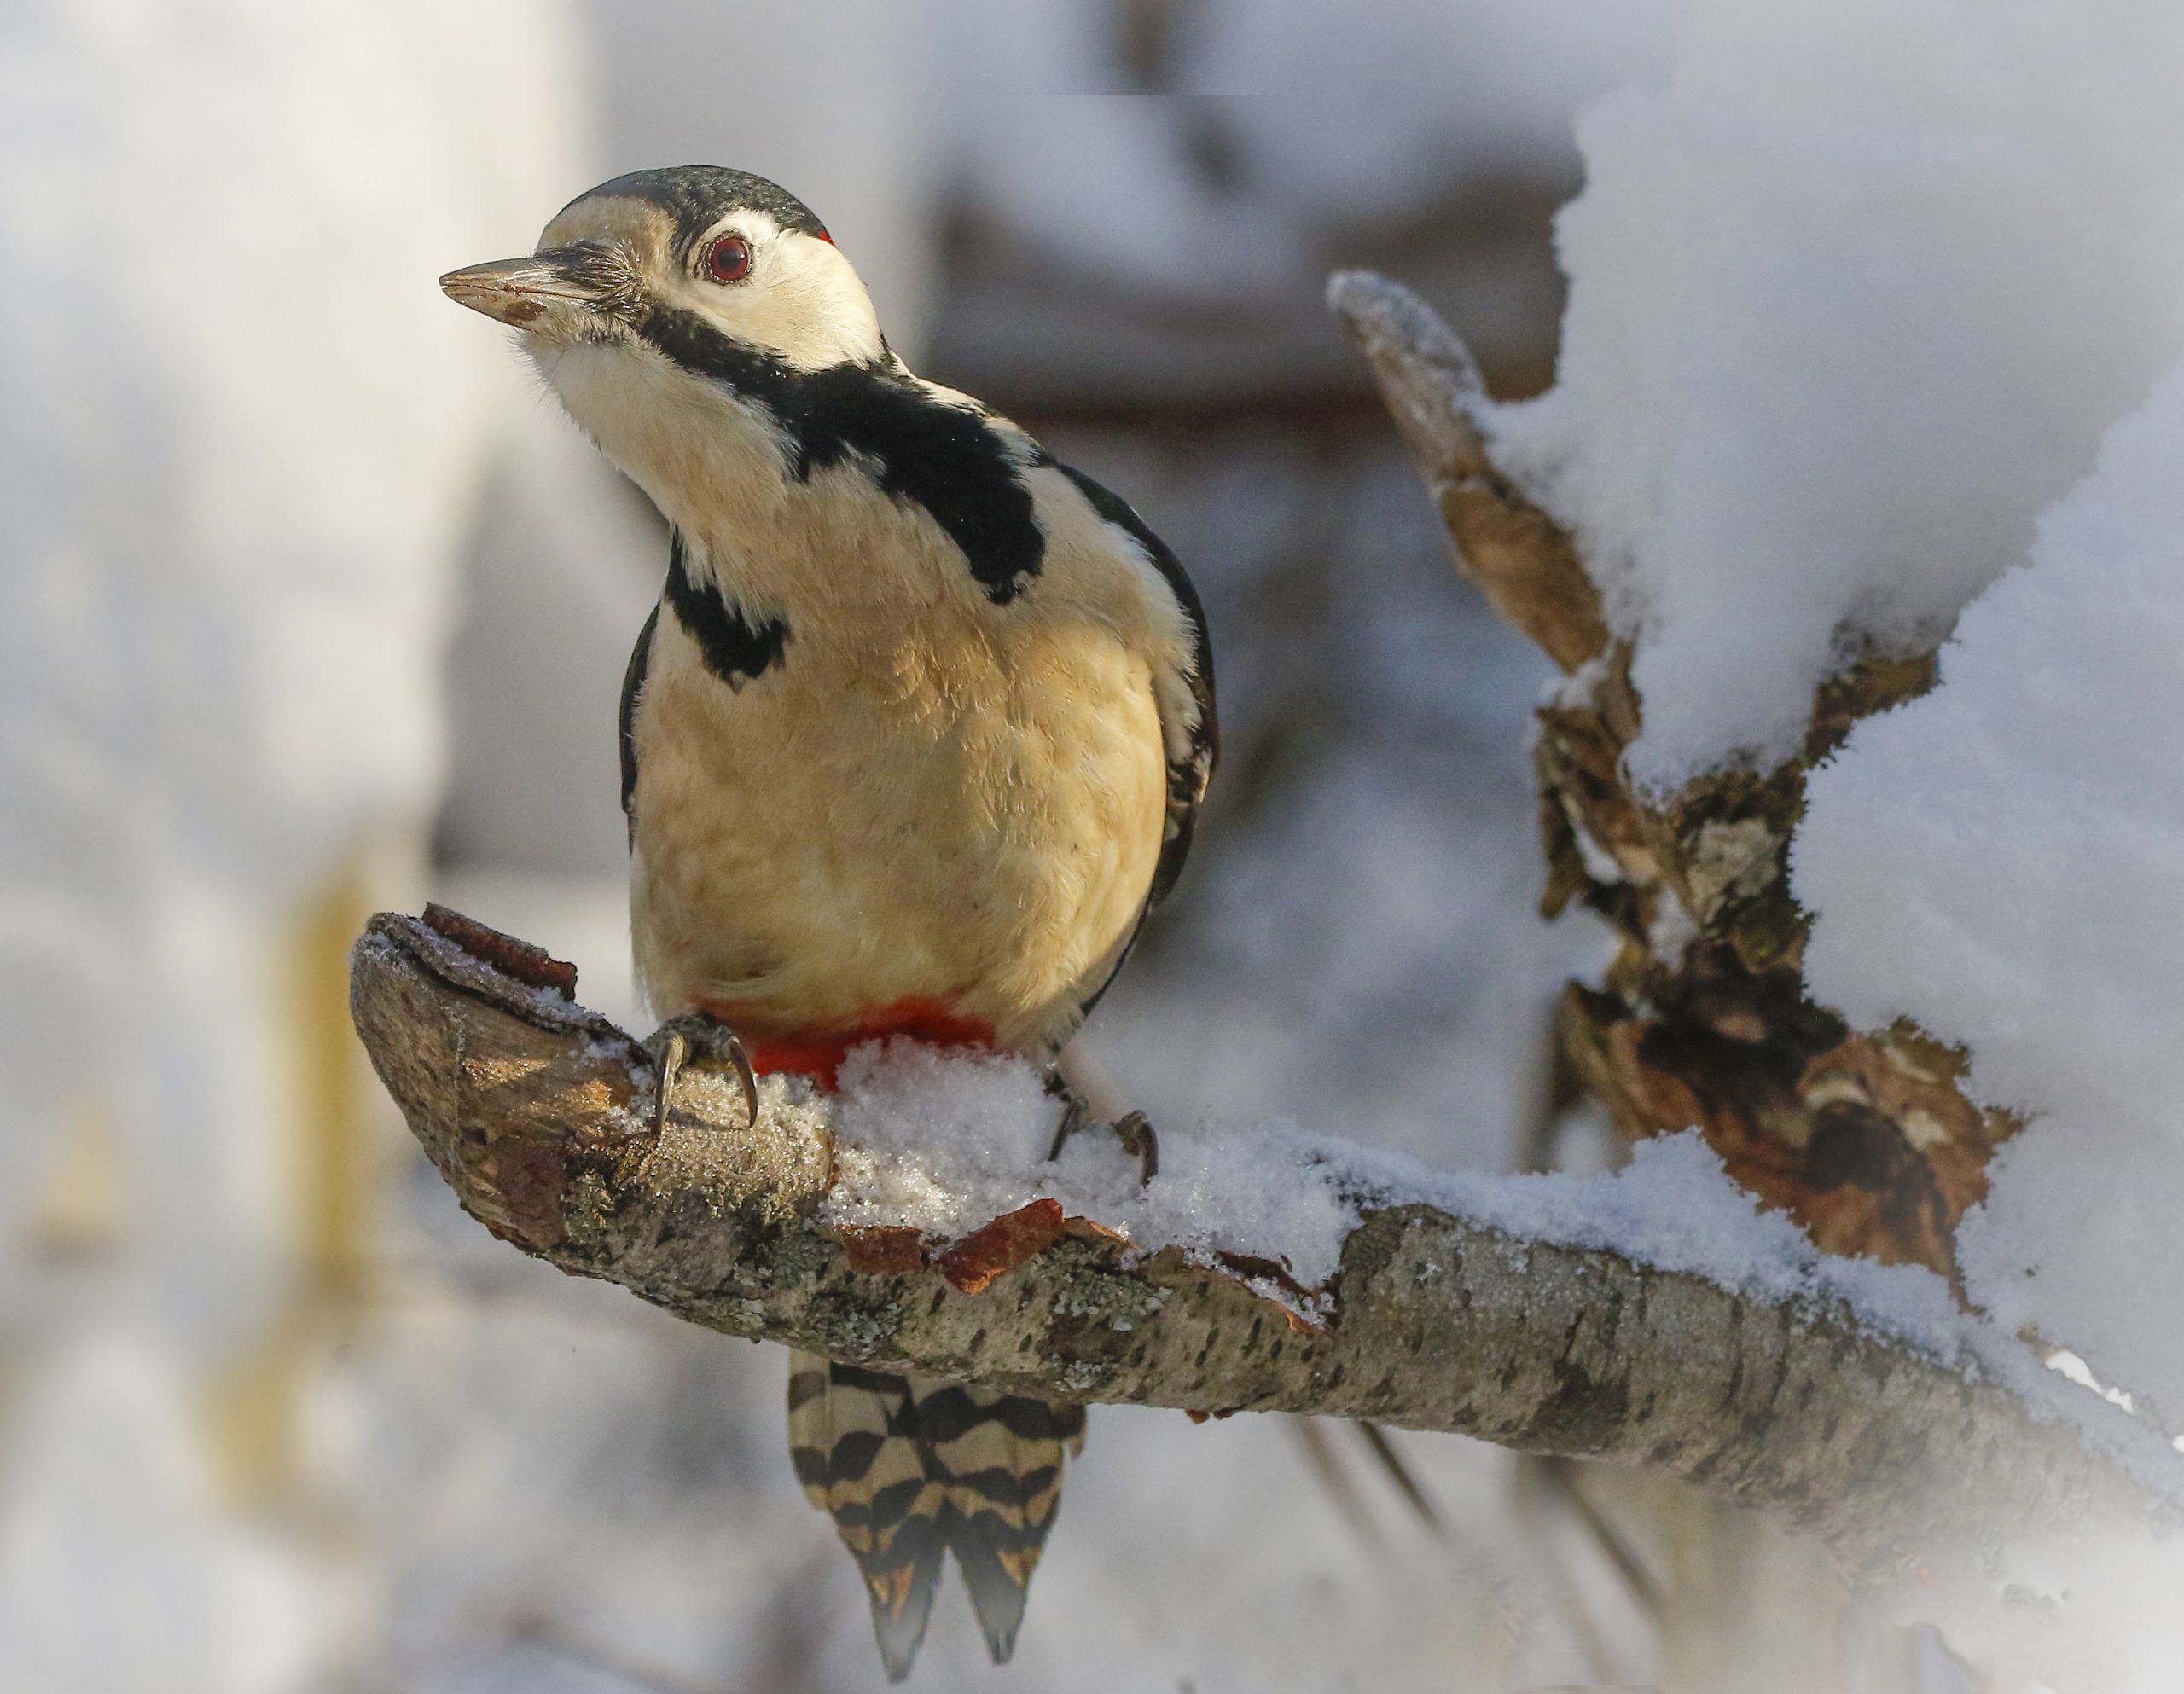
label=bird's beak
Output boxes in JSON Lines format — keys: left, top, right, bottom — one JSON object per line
{"left": 439, "top": 246, "right": 626, "bottom": 328}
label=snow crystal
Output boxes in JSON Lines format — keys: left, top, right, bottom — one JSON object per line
{"left": 1798, "top": 362, "right": 2184, "bottom": 1428}
{"left": 1490, "top": 0, "right": 2184, "bottom": 786}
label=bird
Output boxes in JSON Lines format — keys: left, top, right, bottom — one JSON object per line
{"left": 440, "top": 165, "right": 1216, "bottom": 1679}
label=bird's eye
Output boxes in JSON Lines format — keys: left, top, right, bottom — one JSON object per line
{"left": 704, "top": 235, "right": 752, "bottom": 284}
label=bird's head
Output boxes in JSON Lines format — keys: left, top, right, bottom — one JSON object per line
{"left": 440, "top": 167, "right": 887, "bottom": 490}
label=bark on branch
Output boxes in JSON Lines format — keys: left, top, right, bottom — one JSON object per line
{"left": 352, "top": 910, "right": 2140, "bottom": 1575}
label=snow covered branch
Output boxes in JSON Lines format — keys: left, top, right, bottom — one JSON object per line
{"left": 351, "top": 909, "right": 2144, "bottom": 1569}
{"left": 1333, "top": 270, "right": 2016, "bottom": 1287}
{"left": 1327, "top": 270, "right": 1607, "bottom": 674}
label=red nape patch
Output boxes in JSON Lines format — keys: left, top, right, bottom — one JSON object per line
{"left": 815, "top": 229, "right": 834, "bottom": 246}
{"left": 698, "top": 995, "right": 996, "bottom": 1092}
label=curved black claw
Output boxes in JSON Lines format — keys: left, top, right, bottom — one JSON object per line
{"left": 647, "top": 1012, "right": 759, "bottom": 1134}
{"left": 1112, "top": 1110, "right": 1159, "bottom": 1184}
{"left": 1044, "top": 1076, "right": 1159, "bottom": 1188}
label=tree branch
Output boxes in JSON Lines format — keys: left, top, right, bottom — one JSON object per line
{"left": 1332, "top": 270, "right": 2015, "bottom": 1285}
{"left": 1327, "top": 270, "right": 1608, "bottom": 673}
{"left": 352, "top": 910, "right": 2144, "bottom": 1575}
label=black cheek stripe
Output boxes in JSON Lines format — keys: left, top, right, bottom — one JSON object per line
{"left": 641, "top": 307, "right": 1046, "bottom": 604}
{"left": 665, "top": 530, "right": 790, "bottom": 687}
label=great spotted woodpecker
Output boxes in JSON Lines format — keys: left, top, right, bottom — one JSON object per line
{"left": 442, "top": 165, "right": 1215, "bottom": 1679}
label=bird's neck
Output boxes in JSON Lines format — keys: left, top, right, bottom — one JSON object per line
{"left": 549, "top": 337, "right": 800, "bottom": 532}
{"left": 551, "top": 342, "right": 1005, "bottom": 620}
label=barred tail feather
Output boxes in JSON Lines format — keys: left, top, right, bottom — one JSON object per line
{"left": 912, "top": 1379, "right": 1085, "bottom": 1664}
{"left": 787, "top": 1351, "right": 1085, "bottom": 1678}
{"left": 787, "top": 1352, "right": 945, "bottom": 1680}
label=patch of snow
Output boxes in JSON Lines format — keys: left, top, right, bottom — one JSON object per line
{"left": 0, "top": 3, "right": 594, "bottom": 1684}
{"left": 0, "top": 1337, "right": 325, "bottom": 1694}
{"left": 0, "top": 0, "right": 592, "bottom": 1344}
{"left": 825, "top": 1045, "right": 1943, "bottom": 1332}
{"left": 828, "top": 1044, "right": 2184, "bottom": 1505}
{"left": 1898, "top": 1517, "right": 2184, "bottom": 1694}
{"left": 1542, "top": 650, "right": 1611, "bottom": 713}
{"left": 1798, "top": 362, "right": 2184, "bottom": 1430}
{"left": 1448, "top": 1133, "right": 1951, "bottom": 1337}
{"left": 1467, "top": 1148, "right": 2184, "bottom": 1508}
{"left": 1490, "top": 0, "right": 2184, "bottom": 786}
{"left": 826, "top": 1041, "right": 1361, "bottom": 1297}
{"left": 2047, "top": 1351, "right": 2137, "bottom": 1417}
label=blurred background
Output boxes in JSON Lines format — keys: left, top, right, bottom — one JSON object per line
{"left": 0, "top": 3, "right": 1885, "bottom": 1689}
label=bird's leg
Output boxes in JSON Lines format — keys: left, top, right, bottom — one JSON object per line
{"left": 645, "top": 1011, "right": 759, "bottom": 1134}
{"left": 1043, "top": 1070, "right": 1159, "bottom": 1186}
{"left": 1043, "top": 1068, "right": 1093, "bottom": 1161}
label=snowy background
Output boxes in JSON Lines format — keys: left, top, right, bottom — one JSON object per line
{"left": 7, "top": 0, "right": 2181, "bottom": 1690}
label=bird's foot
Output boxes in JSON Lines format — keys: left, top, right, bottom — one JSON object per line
{"left": 1044, "top": 1074, "right": 1159, "bottom": 1186}
{"left": 1110, "top": 1111, "right": 1159, "bottom": 1184}
{"left": 645, "top": 1011, "right": 758, "bottom": 1134}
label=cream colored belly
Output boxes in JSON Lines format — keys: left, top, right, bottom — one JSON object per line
{"left": 629, "top": 615, "right": 1168, "bottom": 1055}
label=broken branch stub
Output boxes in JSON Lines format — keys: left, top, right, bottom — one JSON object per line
{"left": 1327, "top": 270, "right": 1609, "bottom": 674}
{"left": 1334, "top": 270, "right": 2014, "bottom": 1281}
{"left": 351, "top": 909, "right": 2140, "bottom": 1571}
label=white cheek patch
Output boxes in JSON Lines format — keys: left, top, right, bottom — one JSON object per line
{"left": 661, "top": 210, "right": 886, "bottom": 372}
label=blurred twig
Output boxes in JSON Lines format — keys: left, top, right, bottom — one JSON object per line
{"left": 1354, "top": 1420, "right": 1449, "bottom": 1540}
{"left": 1290, "top": 1418, "right": 1391, "bottom": 1560}
{"left": 1535, "top": 1458, "right": 1664, "bottom": 1622}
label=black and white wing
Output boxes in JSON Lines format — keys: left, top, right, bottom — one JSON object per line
{"left": 619, "top": 600, "right": 659, "bottom": 847}
{"left": 1054, "top": 462, "right": 1217, "bottom": 908}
